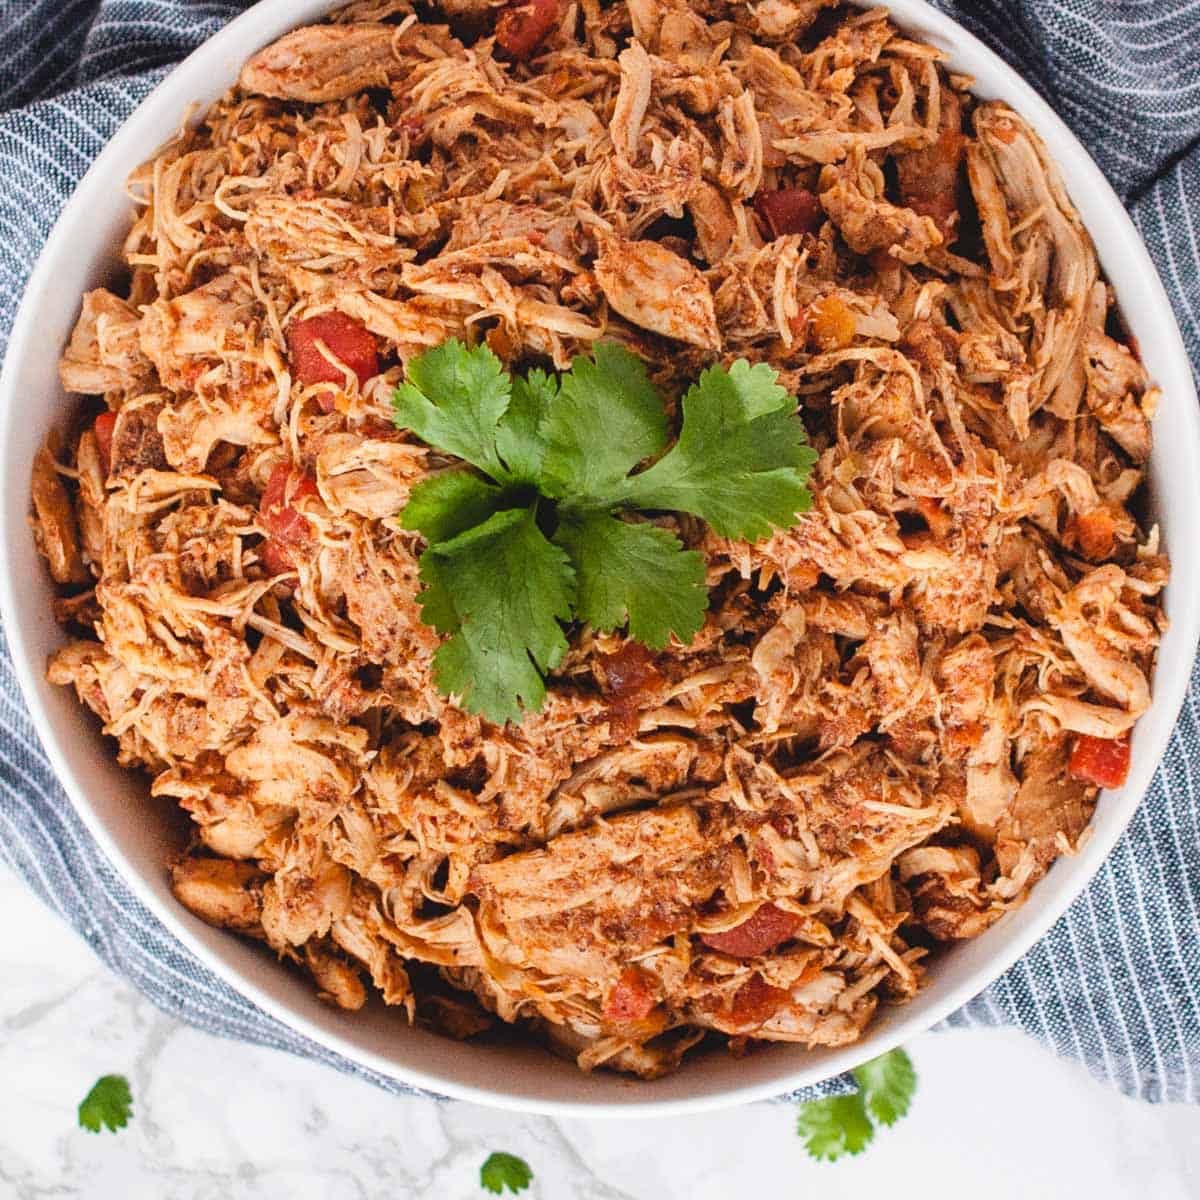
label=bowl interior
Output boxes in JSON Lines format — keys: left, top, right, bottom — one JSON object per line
{"left": 1, "top": 0, "right": 1197, "bottom": 1117}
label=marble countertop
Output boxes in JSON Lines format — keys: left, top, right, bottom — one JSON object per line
{"left": 1, "top": 863, "right": 1197, "bottom": 1199}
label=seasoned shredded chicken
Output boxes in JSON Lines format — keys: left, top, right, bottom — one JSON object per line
{"left": 34, "top": 0, "right": 1167, "bottom": 1079}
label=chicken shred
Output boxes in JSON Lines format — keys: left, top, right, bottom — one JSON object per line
{"left": 34, "top": 0, "right": 1166, "bottom": 1079}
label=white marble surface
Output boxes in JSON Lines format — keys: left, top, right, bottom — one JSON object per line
{"left": 1, "top": 863, "right": 1197, "bottom": 1199}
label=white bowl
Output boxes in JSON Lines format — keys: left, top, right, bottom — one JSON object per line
{"left": 1, "top": 0, "right": 1197, "bottom": 1118}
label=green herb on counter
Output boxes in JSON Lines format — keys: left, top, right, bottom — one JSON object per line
{"left": 795, "top": 1048, "right": 916, "bottom": 1162}
{"left": 78, "top": 1074, "right": 133, "bottom": 1134}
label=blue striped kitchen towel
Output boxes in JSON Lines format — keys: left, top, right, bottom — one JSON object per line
{"left": 1, "top": 0, "right": 1199, "bottom": 1104}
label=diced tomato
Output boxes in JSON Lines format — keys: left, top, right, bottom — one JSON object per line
{"left": 729, "top": 974, "right": 789, "bottom": 1028}
{"left": 603, "top": 967, "right": 657, "bottom": 1023}
{"left": 1069, "top": 733, "right": 1131, "bottom": 790}
{"left": 897, "top": 128, "right": 965, "bottom": 234}
{"left": 896, "top": 91, "right": 966, "bottom": 239}
{"left": 700, "top": 903, "right": 800, "bottom": 958}
{"left": 1071, "top": 507, "right": 1117, "bottom": 561}
{"left": 598, "top": 642, "right": 663, "bottom": 738}
{"left": 495, "top": 0, "right": 558, "bottom": 60}
{"left": 259, "top": 538, "right": 297, "bottom": 576}
{"left": 259, "top": 464, "right": 320, "bottom": 572}
{"left": 599, "top": 642, "right": 662, "bottom": 704}
{"left": 287, "top": 313, "right": 379, "bottom": 400}
{"left": 754, "top": 187, "right": 823, "bottom": 239}
{"left": 93, "top": 410, "right": 117, "bottom": 475}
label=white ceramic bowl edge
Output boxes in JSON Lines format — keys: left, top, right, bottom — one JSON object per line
{"left": 1, "top": 0, "right": 1197, "bottom": 1117}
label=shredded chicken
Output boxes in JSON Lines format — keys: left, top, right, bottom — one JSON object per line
{"left": 34, "top": 0, "right": 1166, "bottom": 1079}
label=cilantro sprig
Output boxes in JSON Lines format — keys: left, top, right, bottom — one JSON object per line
{"left": 77, "top": 1074, "right": 133, "bottom": 1134}
{"left": 394, "top": 339, "right": 816, "bottom": 724}
{"left": 480, "top": 1151, "right": 533, "bottom": 1194}
{"left": 796, "top": 1048, "right": 916, "bottom": 1162}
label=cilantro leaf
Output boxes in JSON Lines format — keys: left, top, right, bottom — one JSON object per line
{"left": 795, "top": 1048, "right": 917, "bottom": 1163}
{"left": 480, "top": 1151, "right": 533, "bottom": 1195}
{"left": 714, "top": 356, "right": 794, "bottom": 418}
{"left": 392, "top": 343, "right": 816, "bottom": 724}
{"left": 795, "top": 1094, "right": 874, "bottom": 1162}
{"left": 400, "top": 470, "right": 506, "bottom": 544}
{"left": 496, "top": 369, "right": 557, "bottom": 484}
{"left": 419, "top": 507, "right": 575, "bottom": 724}
{"left": 539, "top": 342, "right": 668, "bottom": 502}
{"left": 412, "top": 550, "right": 460, "bottom": 635}
{"left": 852, "top": 1048, "right": 916, "bottom": 1127}
{"left": 393, "top": 339, "right": 512, "bottom": 479}
{"left": 554, "top": 511, "right": 707, "bottom": 649}
{"left": 614, "top": 360, "right": 817, "bottom": 541}
{"left": 78, "top": 1074, "right": 133, "bottom": 1134}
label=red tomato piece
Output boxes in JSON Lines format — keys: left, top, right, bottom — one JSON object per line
{"left": 1069, "top": 734, "right": 1132, "bottom": 790}
{"left": 897, "top": 127, "right": 966, "bottom": 237}
{"left": 603, "top": 967, "right": 657, "bottom": 1023}
{"left": 495, "top": 0, "right": 558, "bottom": 60}
{"left": 259, "top": 537, "right": 298, "bottom": 577}
{"left": 700, "top": 903, "right": 800, "bottom": 958}
{"left": 287, "top": 313, "right": 379, "bottom": 398}
{"left": 753, "top": 187, "right": 823, "bottom": 239}
{"left": 259, "top": 464, "right": 319, "bottom": 571}
{"left": 599, "top": 642, "right": 662, "bottom": 704}
{"left": 93, "top": 410, "right": 117, "bottom": 475}
{"left": 729, "top": 974, "right": 789, "bottom": 1029}
{"left": 598, "top": 642, "right": 663, "bottom": 739}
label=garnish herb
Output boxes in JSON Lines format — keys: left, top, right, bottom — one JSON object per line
{"left": 480, "top": 1150, "right": 534, "bottom": 1194}
{"left": 77, "top": 1074, "right": 133, "bottom": 1133}
{"left": 394, "top": 339, "right": 816, "bottom": 724}
{"left": 795, "top": 1048, "right": 916, "bottom": 1162}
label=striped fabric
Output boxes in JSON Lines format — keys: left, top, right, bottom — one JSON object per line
{"left": 1, "top": 0, "right": 1198, "bottom": 1104}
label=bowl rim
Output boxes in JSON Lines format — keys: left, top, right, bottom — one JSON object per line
{"left": 2, "top": 0, "right": 1198, "bottom": 1118}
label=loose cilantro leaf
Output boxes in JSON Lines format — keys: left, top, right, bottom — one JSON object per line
{"left": 400, "top": 470, "right": 506, "bottom": 544}
{"left": 554, "top": 511, "right": 707, "bottom": 649}
{"left": 78, "top": 1074, "right": 133, "bottom": 1134}
{"left": 480, "top": 1151, "right": 533, "bottom": 1195}
{"left": 419, "top": 507, "right": 575, "bottom": 724}
{"left": 795, "top": 1048, "right": 917, "bottom": 1163}
{"left": 392, "top": 339, "right": 512, "bottom": 480}
{"left": 613, "top": 361, "right": 818, "bottom": 541}
{"left": 795, "top": 1094, "right": 873, "bottom": 1162}
{"left": 852, "top": 1047, "right": 916, "bottom": 1127}
{"left": 496, "top": 369, "right": 557, "bottom": 484}
{"left": 539, "top": 342, "right": 668, "bottom": 502}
